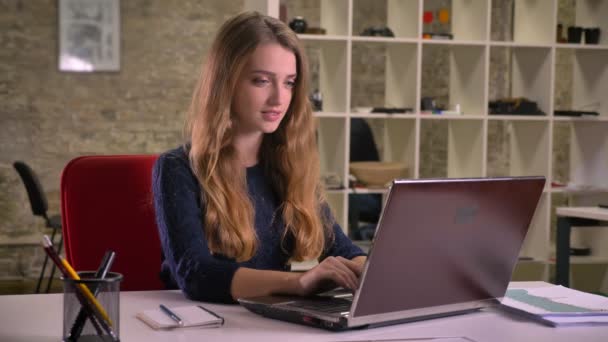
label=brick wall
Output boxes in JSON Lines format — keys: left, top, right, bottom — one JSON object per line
{"left": 0, "top": 0, "right": 243, "bottom": 278}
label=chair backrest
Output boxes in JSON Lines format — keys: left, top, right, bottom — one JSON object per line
{"left": 13, "top": 161, "right": 49, "bottom": 218}
{"left": 60, "top": 155, "right": 164, "bottom": 291}
{"left": 350, "top": 118, "right": 380, "bottom": 162}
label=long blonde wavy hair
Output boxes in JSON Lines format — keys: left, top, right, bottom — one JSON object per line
{"left": 185, "top": 12, "right": 332, "bottom": 263}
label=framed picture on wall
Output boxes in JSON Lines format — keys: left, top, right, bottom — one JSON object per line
{"left": 58, "top": 0, "right": 120, "bottom": 72}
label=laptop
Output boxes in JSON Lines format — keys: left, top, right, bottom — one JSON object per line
{"left": 239, "top": 176, "right": 546, "bottom": 331}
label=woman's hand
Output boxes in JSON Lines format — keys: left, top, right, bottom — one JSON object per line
{"left": 294, "top": 256, "right": 364, "bottom": 296}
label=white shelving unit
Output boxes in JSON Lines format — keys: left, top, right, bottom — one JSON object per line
{"left": 257, "top": 0, "right": 608, "bottom": 275}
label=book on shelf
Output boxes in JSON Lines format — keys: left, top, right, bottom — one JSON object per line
{"left": 136, "top": 305, "right": 224, "bottom": 330}
{"left": 501, "top": 284, "right": 608, "bottom": 326}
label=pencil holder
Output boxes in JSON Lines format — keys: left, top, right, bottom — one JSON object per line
{"left": 62, "top": 271, "right": 123, "bottom": 342}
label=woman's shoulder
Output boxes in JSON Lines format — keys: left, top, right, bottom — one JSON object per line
{"left": 154, "top": 144, "right": 194, "bottom": 178}
{"left": 156, "top": 144, "right": 190, "bottom": 165}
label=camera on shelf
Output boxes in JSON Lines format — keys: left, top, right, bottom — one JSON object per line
{"left": 360, "top": 26, "right": 394, "bottom": 37}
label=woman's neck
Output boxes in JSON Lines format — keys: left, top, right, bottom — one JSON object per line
{"left": 233, "top": 131, "right": 263, "bottom": 167}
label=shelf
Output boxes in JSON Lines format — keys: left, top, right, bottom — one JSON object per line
{"left": 419, "top": 119, "right": 483, "bottom": 178}
{"left": 519, "top": 257, "right": 608, "bottom": 265}
{"left": 317, "top": 117, "right": 347, "bottom": 189}
{"left": 386, "top": 0, "right": 419, "bottom": 39}
{"left": 325, "top": 188, "right": 348, "bottom": 194}
{"left": 446, "top": 120, "right": 484, "bottom": 178}
{"left": 314, "top": 112, "right": 346, "bottom": 118}
{"left": 270, "top": 1, "right": 608, "bottom": 277}
{"left": 302, "top": 39, "right": 348, "bottom": 113}
{"left": 349, "top": 113, "right": 415, "bottom": 119}
{"left": 489, "top": 46, "right": 553, "bottom": 117}
{"left": 553, "top": 119, "right": 608, "bottom": 190}
{"left": 512, "top": 0, "right": 556, "bottom": 45}
{"left": 520, "top": 193, "right": 550, "bottom": 261}
{"left": 487, "top": 115, "right": 549, "bottom": 121}
{"left": 285, "top": 0, "right": 349, "bottom": 36}
{"left": 351, "top": 36, "right": 418, "bottom": 44}
{"left": 419, "top": 114, "right": 485, "bottom": 121}
{"left": 326, "top": 191, "right": 347, "bottom": 229}
{"left": 553, "top": 116, "right": 608, "bottom": 122}
{"left": 349, "top": 188, "right": 389, "bottom": 195}
{"left": 570, "top": 122, "right": 608, "bottom": 189}
{"left": 297, "top": 34, "right": 349, "bottom": 41}
{"left": 351, "top": 40, "right": 417, "bottom": 111}
{"left": 350, "top": 117, "right": 416, "bottom": 179}
{"left": 421, "top": 39, "right": 486, "bottom": 46}
{"left": 352, "top": 0, "right": 419, "bottom": 39}
{"left": 421, "top": 44, "right": 486, "bottom": 116}
{"left": 516, "top": 258, "right": 546, "bottom": 264}
{"left": 567, "top": 256, "right": 608, "bottom": 265}
{"left": 556, "top": 43, "right": 608, "bottom": 51}
{"left": 489, "top": 41, "right": 554, "bottom": 49}
{"left": 561, "top": 0, "right": 608, "bottom": 46}
{"left": 422, "top": 0, "right": 488, "bottom": 42}
{"left": 487, "top": 120, "right": 550, "bottom": 178}
{"left": 553, "top": 48, "right": 608, "bottom": 120}
{"left": 550, "top": 187, "right": 608, "bottom": 194}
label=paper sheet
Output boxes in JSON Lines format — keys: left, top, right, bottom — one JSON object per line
{"left": 332, "top": 337, "right": 476, "bottom": 342}
{"left": 503, "top": 285, "right": 608, "bottom": 326}
{"left": 524, "top": 286, "right": 608, "bottom": 312}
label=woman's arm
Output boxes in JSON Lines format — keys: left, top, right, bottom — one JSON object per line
{"left": 231, "top": 206, "right": 368, "bottom": 300}
{"left": 231, "top": 255, "right": 364, "bottom": 299}
{"left": 153, "top": 150, "right": 241, "bottom": 303}
{"left": 322, "top": 204, "right": 368, "bottom": 261}
{"left": 351, "top": 255, "right": 367, "bottom": 267}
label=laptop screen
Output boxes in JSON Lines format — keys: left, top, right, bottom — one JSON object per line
{"left": 351, "top": 177, "right": 545, "bottom": 318}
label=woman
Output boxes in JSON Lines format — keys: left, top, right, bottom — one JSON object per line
{"left": 153, "top": 11, "right": 366, "bottom": 304}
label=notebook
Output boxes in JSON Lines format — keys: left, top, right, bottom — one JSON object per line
{"left": 136, "top": 305, "right": 224, "bottom": 329}
{"left": 239, "top": 176, "right": 546, "bottom": 331}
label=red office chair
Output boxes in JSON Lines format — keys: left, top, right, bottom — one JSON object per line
{"left": 60, "top": 155, "right": 164, "bottom": 291}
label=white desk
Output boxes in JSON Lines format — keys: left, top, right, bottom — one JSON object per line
{"left": 0, "top": 282, "right": 606, "bottom": 342}
{"left": 555, "top": 206, "right": 608, "bottom": 287}
{"left": 556, "top": 207, "right": 608, "bottom": 222}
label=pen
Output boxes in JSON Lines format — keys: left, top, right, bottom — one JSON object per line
{"left": 160, "top": 304, "right": 184, "bottom": 326}
{"left": 197, "top": 305, "right": 225, "bottom": 326}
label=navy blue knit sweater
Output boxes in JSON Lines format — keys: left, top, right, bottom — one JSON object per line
{"left": 152, "top": 146, "right": 365, "bottom": 303}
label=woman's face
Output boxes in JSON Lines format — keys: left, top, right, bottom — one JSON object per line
{"left": 231, "top": 42, "right": 297, "bottom": 136}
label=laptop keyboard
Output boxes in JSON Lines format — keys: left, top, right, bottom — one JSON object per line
{"left": 283, "top": 298, "right": 352, "bottom": 314}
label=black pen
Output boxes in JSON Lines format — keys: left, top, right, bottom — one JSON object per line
{"left": 160, "top": 304, "right": 183, "bottom": 326}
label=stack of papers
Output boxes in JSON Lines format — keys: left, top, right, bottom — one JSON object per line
{"left": 502, "top": 285, "right": 608, "bottom": 326}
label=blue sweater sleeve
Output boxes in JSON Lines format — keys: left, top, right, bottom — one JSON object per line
{"left": 321, "top": 204, "right": 367, "bottom": 260}
{"left": 152, "top": 150, "right": 240, "bottom": 303}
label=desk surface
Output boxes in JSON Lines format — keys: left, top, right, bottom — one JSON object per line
{"left": 0, "top": 282, "right": 606, "bottom": 342}
{"left": 556, "top": 206, "right": 608, "bottom": 221}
